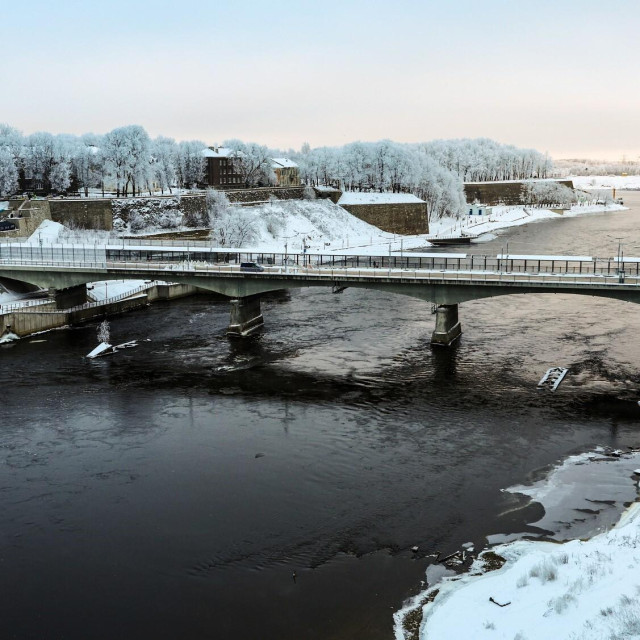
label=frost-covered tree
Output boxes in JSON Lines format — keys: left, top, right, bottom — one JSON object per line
{"left": 0, "top": 124, "right": 23, "bottom": 163}
{"left": 72, "top": 137, "right": 101, "bottom": 197}
{"left": 19, "top": 131, "right": 74, "bottom": 193}
{"left": 176, "top": 140, "right": 206, "bottom": 189}
{"left": 49, "top": 160, "right": 71, "bottom": 193}
{"left": 523, "top": 181, "right": 577, "bottom": 207}
{"left": 150, "top": 136, "right": 177, "bottom": 194}
{"left": 103, "top": 127, "right": 130, "bottom": 197}
{"left": 22, "top": 132, "right": 55, "bottom": 189}
{"left": 415, "top": 155, "right": 465, "bottom": 221}
{"left": 102, "top": 125, "right": 151, "bottom": 197}
{"left": 420, "top": 138, "right": 552, "bottom": 182}
{"left": 341, "top": 142, "right": 370, "bottom": 190}
{"left": 206, "top": 188, "right": 258, "bottom": 246}
{"left": 0, "top": 147, "right": 19, "bottom": 196}
{"left": 224, "top": 139, "right": 275, "bottom": 187}
{"left": 123, "top": 126, "right": 150, "bottom": 197}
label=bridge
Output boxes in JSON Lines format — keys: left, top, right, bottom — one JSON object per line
{"left": 1, "top": 240, "right": 640, "bottom": 344}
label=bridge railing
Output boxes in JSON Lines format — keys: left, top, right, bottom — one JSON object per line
{"left": 6, "top": 283, "right": 156, "bottom": 315}
{"left": 0, "top": 298, "right": 54, "bottom": 313}
{"left": 1, "top": 242, "right": 639, "bottom": 281}
{"left": 101, "top": 261, "right": 640, "bottom": 288}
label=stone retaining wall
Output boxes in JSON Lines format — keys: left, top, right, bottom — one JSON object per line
{"left": 49, "top": 199, "right": 113, "bottom": 230}
{"left": 463, "top": 180, "right": 575, "bottom": 206}
{"left": 1, "top": 200, "right": 52, "bottom": 238}
{"left": 223, "top": 186, "right": 305, "bottom": 204}
{"left": 313, "top": 188, "right": 343, "bottom": 204}
{"left": 39, "top": 188, "right": 307, "bottom": 231}
{"left": 1, "top": 283, "right": 201, "bottom": 338}
{"left": 340, "top": 202, "right": 429, "bottom": 235}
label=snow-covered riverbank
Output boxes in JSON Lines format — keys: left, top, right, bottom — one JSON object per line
{"left": 571, "top": 175, "right": 640, "bottom": 191}
{"left": 348, "top": 201, "right": 626, "bottom": 256}
{"left": 394, "top": 449, "right": 640, "bottom": 640}
{"left": 235, "top": 198, "right": 625, "bottom": 256}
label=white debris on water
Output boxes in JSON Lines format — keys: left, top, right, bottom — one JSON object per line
{"left": 86, "top": 340, "right": 139, "bottom": 359}
{"left": 87, "top": 342, "right": 112, "bottom": 358}
{"left": 537, "top": 367, "right": 569, "bottom": 391}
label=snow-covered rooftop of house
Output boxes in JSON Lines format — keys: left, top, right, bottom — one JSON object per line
{"left": 202, "top": 146, "right": 234, "bottom": 158}
{"left": 338, "top": 192, "right": 425, "bottom": 205}
{"left": 271, "top": 158, "right": 298, "bottom": 169}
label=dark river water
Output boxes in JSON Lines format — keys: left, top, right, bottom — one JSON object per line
{"left": 3, "top": 194, "right": 640, "bottom": 640}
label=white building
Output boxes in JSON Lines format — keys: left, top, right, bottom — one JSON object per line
{"left": 467, "top": 203, "right": 493, "bottom": 216}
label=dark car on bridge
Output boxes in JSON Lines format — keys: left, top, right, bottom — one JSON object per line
{"left": 240, "top": 262, "right": 265, "bottom": 272}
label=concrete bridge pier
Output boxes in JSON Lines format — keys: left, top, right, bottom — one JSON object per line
{"left": 227, "top": 294, "right": 264, "bottom": 337}
{"left": 48, "top": 284, "right": 87, "bottom": 310}
{"left": 431, "top": 304, "right": 462, "bottom": 346}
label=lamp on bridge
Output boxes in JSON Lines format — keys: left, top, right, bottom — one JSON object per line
{"left": 617, "top": 240, "right": 625, "bottom": 283}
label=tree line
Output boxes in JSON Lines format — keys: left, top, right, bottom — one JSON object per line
{"left": 0, "top": 123, "right": 553, "bottom": 222}
{"left": 0, "top": 124, "right": 208, "bottom": 198}
{"left": 290, "top": 138, "right": 551, "bottom": 220}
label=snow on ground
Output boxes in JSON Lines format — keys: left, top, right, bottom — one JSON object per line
{"left": 426, "top": 202, "right": 626, "bottom": 246}
{"left": 239, "top": 199, "right": 398, "bottom": 253}
{"left": 87, "top": 280, "right": 155, "bottom": 302}
{"left": 394, "top": 449, "right": 640, "bottom": 640}
{"left": 415, "top": 505, "right": 640, "bottom": 640}
{"left": 24, "top": 219, "right": 64, "bottom": 244}
{"left": 338, "top": 192, "right": 425, "bottom": 205}
{"left": 235, "top": 198, "right": 626, "bottom": 256}
{"left": 571, "top": 175, "right": 640, "bottom": 191}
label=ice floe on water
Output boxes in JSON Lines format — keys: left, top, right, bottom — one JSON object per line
{"left": 504, "top": 447, "right": 640, "bottom": 541}
{"left": 394, "top": 447, "right": 640, "bottom": 640}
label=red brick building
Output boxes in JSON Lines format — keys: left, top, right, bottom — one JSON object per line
{"left": 202, "top": 147, "right": 244, "bottom": 188}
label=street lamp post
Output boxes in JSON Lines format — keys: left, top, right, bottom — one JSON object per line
{"left": 618, "top": 241, "right": 625, "bottom": 282}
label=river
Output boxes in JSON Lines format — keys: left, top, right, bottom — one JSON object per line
{"left": 2, "top": 194, "right": 640, "bottom": 639}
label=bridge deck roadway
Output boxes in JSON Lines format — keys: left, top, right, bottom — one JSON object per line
{"left": 3, "top": 259, "right": 640, "bottom": 306}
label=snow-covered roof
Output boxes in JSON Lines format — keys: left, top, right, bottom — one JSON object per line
{"left": 338, "top": 192, "right": 425, "bottom": 205}
{"left": 202, "top": 146, "right": 235, "bottom": 158}
{"left": 271, "top": 158, "right": 298, "bottom": 169}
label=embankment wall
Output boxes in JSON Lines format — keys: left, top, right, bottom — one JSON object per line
{"left": 1, "top": 283, "right": 201, "bottom": 338}
{"left": 340, "top": 202, "right": 429, "bottom": 235}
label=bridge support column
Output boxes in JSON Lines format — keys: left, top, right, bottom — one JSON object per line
{"left": 227, "top": 294, "right": 264, "bottom": 337}
{"left": 48, "top": 284, "right": 87, "bottom": 310}
{"left": 431, "top": 304, "right": 462, "bottom": 346}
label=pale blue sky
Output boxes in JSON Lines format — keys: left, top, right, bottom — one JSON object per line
{"left": 4, "top": 0, "right": 639, "bottom": 159}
